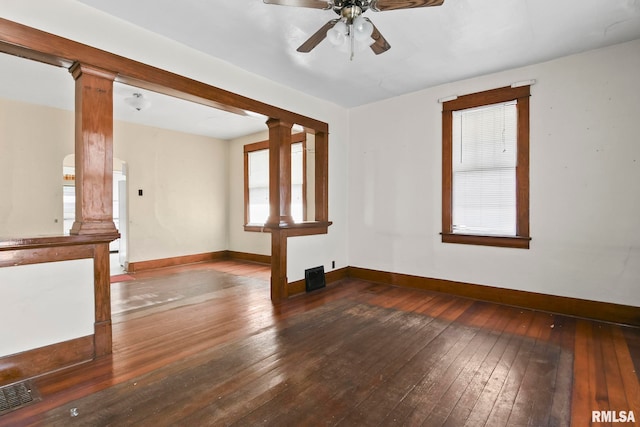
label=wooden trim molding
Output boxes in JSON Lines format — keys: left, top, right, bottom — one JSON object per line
{"left": 0, "top": 18, "right": 328, "bottom": 133}
{"left": 0, "top": 336, "right": 94, "bottom": 387}
{"left": 126, "top": 251, "right": 271, "bottom": 273}
{"left": 126, "top": 251, "right": 228, "bottom": 273}
{"left": 442, "top": 85, "right": 531, "bottom": 249}
{"left": 226, "top": 251, "right": 271, "bottom": 265}
{"left": 0, "top": 234, "right": 119, "bottom": 369}
{"left": 347, "top": 266, "right": 640, "bottom": 327}
{"left": 244, "top": 133, "right": 307, "bottom": 230}
{"left": 440, "top": 233, "right": 531, "bottom": 249}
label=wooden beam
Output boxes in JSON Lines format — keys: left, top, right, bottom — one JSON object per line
{"left": 0, "top": 18, "right": 328, "bottom": 133}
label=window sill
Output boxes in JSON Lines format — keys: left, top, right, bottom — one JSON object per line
{"left": 244, "top": 224, "right": 268, "bottom": 233}
{"left": 245, "top": 221, "right": 333, "bottom": 237}
{"left": 441, "top": 232, "right": 530, "bottom": 249}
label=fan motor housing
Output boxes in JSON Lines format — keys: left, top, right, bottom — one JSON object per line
{"left": 334, "top": 1, "right": 372, "bottom": 16}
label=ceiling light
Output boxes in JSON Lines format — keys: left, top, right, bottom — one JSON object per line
{"left": 124, "top": 93, "right": 150, "bottom": 111}
{"left": 326, "top": 15, "right": 374, "bottom": 60}
{"left": 264, "top": 0, "right": 444, "bottom": 57}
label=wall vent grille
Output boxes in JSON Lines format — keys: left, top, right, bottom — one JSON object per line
{"left": 305, "top": 266, "right": 326, "bottom": 292}
{"left": 0, "top": 380, "right": 40, "bottom": 415}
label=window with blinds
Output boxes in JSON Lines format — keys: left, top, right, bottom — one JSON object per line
{"left": 247, "top": 148, "right": 270, "bottom": 224}
{"left": 441, "top": 84, "right": 531, "bottom": 249}
{"left": 246, "top": 141, "right": 304, "bottom": 225}
{"left": 452, "top": 101, "right": 517, "bottom": 236}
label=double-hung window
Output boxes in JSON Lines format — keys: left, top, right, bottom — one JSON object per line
{"left": 244, "top": 133, "right": 307, "bottom": 230}
{"left": 442, "top": 85, "right": 531, "bottom": 248}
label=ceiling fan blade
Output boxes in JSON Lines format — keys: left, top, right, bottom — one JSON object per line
{"left": 263, "top": 0, "right": 332, "bottom": 9}
{"left": 370, "top": 0, "right": 444, "bottom": 12}
{"left": 297, "top": 19, "right": 339, "bottom": 53}
{"left": 367, "top": 19, "right": 391, "bottom": 55}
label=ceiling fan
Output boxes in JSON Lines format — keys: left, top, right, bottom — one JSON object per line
{"left": 263, "top": 0, "right": 445, "bottom": 59}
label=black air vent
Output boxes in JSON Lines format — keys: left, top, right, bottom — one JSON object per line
{"left": 305, "top": 266, "right": 326, "bottom": 292}
{"left": 0, "top": 380, "right": 40, "bottom": 414}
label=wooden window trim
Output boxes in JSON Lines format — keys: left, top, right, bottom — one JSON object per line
{"left": 244, "top": 132, "right": 307, "bottom": 232}
{"left": 441, "top": 85, "right": 531, "bottom": 249}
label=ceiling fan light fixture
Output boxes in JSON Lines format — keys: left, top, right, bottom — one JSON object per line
{"left": 327, "top": 20, "right": 348, "bottom": 45}
{"left": 266, "top": 0, "right": 443, "bottom": 56}
{"left": 353, "top": 15, "right": 373, "bottom": 41}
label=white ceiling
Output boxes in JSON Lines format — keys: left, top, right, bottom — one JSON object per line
{"left": 77, "top": 0, "right": 640, "bottom": 108}
{"left": 2, "top": 0, "right": 639, "bottom": 139}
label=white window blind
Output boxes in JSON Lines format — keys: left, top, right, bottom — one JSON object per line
{"left": 291, "top": 142, "right": 304, "bottom": 222}
{"left": 247, "top": 142, "right": 304, "bottom": 224}
{"left": 452, "top": 100, "right": 517, "bottom": 236}
{"left": 247, "top": 149, "right": 270, "bottom": 224}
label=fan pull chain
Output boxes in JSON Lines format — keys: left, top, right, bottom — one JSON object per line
{"left": 350, "top": 23, "right": 355, "bottom": 60}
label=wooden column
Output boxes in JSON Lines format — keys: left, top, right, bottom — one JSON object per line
{"left": 270, "top": 229, "right": 288, "bottom": 302}
{"left": 314, "top": 131, "right": 329, "bottom": 223}
{"left": 93, "top": 243, "right": 112, "bottom": 356}
{"left": 69, "top": 62, "right": 118, "bottom": 236}
{"left": 265, "top": 118, "right": 294, "bottom": 303}
{"left": 69, "top": 62, "right": 118, "bottom": 357}
{"left": 265, "top": 118, "right": 294, "bottom": 227}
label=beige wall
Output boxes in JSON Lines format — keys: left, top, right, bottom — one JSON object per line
{"left": 0, "top": 97, "right": 230, "bottom": 263}
{"left": 0, "top": 98, "right": 73, "bottom": 237}
{"left": 114, "top": 121, "right": 229, "bottom": 263}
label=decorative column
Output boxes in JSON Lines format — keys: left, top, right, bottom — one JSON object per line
{"left": 69, "top": 62, "right": 118, "bottom": 236}
{"left": 69, "top": 62, "right": 118, "bottom": 357}
{"left": 265, "top": 118, "right": 294, "bottom": 227}
{"left": 314, "top": 131, "right": 329, "bottom": 223}
{"left": 265, "top": 118, "right": 294, "bottom": 302}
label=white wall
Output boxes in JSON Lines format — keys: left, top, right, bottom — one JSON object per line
{"left": 0, "top": 259, "right": 94, "bottom": 356}
{"left": 348, "top": 39, "right": 640, "bottom": 307}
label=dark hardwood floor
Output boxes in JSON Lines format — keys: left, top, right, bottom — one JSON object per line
{"left": 1, "top": 260, "right": 638, "bottom": 426}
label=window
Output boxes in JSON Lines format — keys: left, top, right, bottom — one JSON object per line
{"left": 442, "top": 85, "right": 531, "bottom": 249}
{"left": 244, "top": 133, "right": 306, "bottom": 230}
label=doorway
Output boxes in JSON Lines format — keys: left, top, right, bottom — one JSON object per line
{"left": 63, "top": 155, "right": 128, "bottom": 275}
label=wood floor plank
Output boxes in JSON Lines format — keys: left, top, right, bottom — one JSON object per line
{"left": 407, "top": 304, "right": 524, "bottom": 425}
{"left": 333, "top": 298, "right": 478, "bottom": 425}
{"left": 505, "top": 312, "right": 561, "bottom": 426}
{"left": 571, "top": 319, "right": 596, "bottom": 427}
{"left": 480, "top": 308, "right": 542, "bottom": 426}
{"left": 600, "top": 324, "right": 632, "bottom": 417}
{"left": 549, "top": 315, "right": 576, "bottom": 426}
{"left": 1, "top": 261, "right": 637, "bottom": 427}
{"left": 440, "top": 305, "right": 521, "bottom": 426}
{"left": 459, "top": 308, "right": 533, "bottom": 426}
{"left": 612, "top": 326, "right": 640, "bottom": 417}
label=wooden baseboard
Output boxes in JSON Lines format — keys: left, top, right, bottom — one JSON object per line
{"left": 0, "top": 335, "right": 94, "bottom": 386}
{"left": 226, "top": 251, "right": 270, "bottom": 265}
{"left": 126, "top": 251, "right": 227, "bottom": 272}
{"left": 126, "top": 251, "right": 272, "bottom": 273}
{"left": 348, "top": 266, "right": 640, "bottom": 327}
{"left": 288, "top": 267, "right": 349, "bottom": 297}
